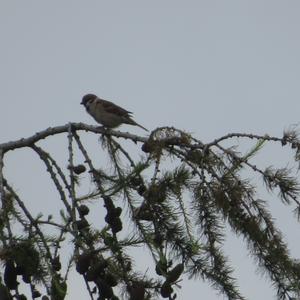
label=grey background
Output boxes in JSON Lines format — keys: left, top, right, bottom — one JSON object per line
{"left": 1, "top": 1, "right": 300, "bottom": 299}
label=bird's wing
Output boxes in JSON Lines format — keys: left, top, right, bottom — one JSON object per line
{"left": 100, "top": 99, "right": 132, "bottom": 116}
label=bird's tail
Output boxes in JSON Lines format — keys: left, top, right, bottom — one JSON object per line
{"left": 136, "top": 123, "right": 149, "bottom": 132}
{"left": 127, "top": 118, "right": 148, "bottom": 131}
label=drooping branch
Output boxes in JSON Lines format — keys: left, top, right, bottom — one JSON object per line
{"left": 1, "top": 123, "right": 300, "bottom": 299}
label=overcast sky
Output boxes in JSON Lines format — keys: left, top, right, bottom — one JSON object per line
{"left": 1, "top": 1, "right": 300, "bottom": 299}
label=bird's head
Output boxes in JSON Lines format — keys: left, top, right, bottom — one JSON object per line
{"left": 81, "top": 94, "right": 97, "bottom": 107}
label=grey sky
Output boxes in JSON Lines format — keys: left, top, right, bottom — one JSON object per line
{"left": 1, "top": 1, "right": 300, "bottom": 299}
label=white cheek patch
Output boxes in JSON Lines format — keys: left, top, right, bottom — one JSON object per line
{"left": 86, "top": 100, "right": 93, "bottom": 112}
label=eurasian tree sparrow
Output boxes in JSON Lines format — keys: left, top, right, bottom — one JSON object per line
{"left": 81, "top": 94, "right": 148, "bottom": 131}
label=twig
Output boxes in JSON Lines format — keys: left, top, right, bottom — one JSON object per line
{"left": 4, "top": 182, "right": 53, "bottom": 263}
{"left": 205, "top": 132, "right": 283, "bottom": 148}
{"left": 0, "top": 149, "right": 8, "bottom": 247}
{"left": 67, "top": 124, "right": 77, "bottom": 219}
{"left": 0, "top": 149, "right": 4, "bottom": 206}
{"left": 31, "top": 145, "right": 72, "bottom": 214}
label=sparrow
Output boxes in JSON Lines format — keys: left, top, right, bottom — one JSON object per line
{"left": 81, "top": 94, "right": 148, "bottom": 131}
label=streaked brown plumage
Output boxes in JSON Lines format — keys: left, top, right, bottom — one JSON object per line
{"left": 81, "top": 94, "right": 148, "bottom": 131}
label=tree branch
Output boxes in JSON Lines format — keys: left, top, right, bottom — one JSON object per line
{"left": 0, "top": 123, "right": 148, "bottom": 153}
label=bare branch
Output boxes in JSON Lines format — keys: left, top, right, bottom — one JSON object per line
{"left": 0, "top": 122, "right": 148, "bottom": 153}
